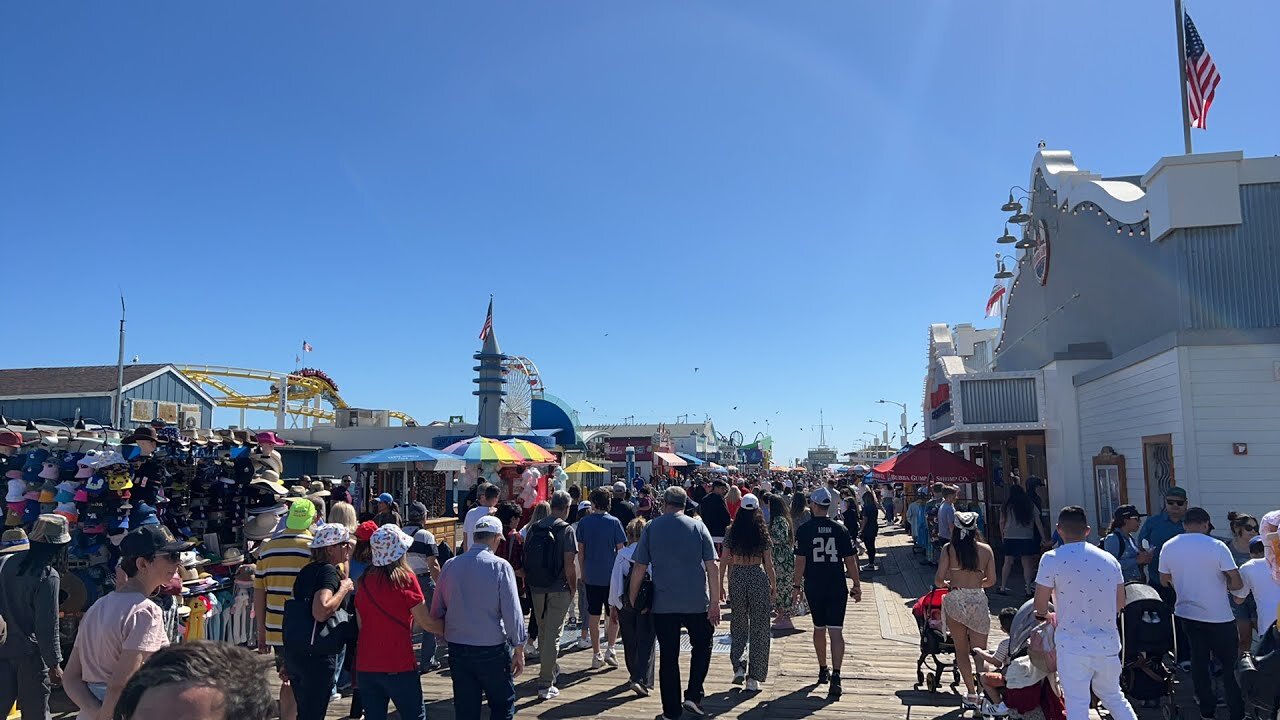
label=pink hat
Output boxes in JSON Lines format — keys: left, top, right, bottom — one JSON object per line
{"left": 0, "top": 431, "right": 22, "bottom": 448}
{"left": 255, "top": 432, "right": 289, "bottom": 447}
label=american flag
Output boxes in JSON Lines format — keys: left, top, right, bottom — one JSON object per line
{"left": 479, "top": 298, "right": 494, "bottom": 340}
{"left": 985, "top": 283, "right": 1006, "bottom": 318}
{"left": 1184, "top": 12, "right": 1220, "bottom": 130}
{"left": 302, "top": 340, "right": 313, "bottom": 353}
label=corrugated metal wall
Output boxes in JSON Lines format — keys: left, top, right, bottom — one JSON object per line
{"left": 0, "top": 397, "right": 112, "bottom": 425}
{"left": 1179, "top": 183, "right": 1280, "bottom": 330}
{"left": 958, "top": 378, "right": 1038, "bottom": 424}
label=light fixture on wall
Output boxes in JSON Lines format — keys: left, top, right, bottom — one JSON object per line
{"left": 994, "top": 253, "right": 1015, "bottom": 280}
{"left": 997, "top": 225, "right": 1018, "bottom": 244}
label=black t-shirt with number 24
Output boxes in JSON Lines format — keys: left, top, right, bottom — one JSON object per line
{"left": 793, "top": 516, "right": 856, "bottom": 585}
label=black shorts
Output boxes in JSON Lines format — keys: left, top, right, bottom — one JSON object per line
{"left": 805, "top": 579, "right": 849, "bottom": 629}
{"left": 584, "top": 584, "right": 611, "bottom": 617}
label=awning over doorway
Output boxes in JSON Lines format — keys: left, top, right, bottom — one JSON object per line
{"left": 676, "top": 452, "right": 704, "bottom": 466}
{"left": 872, "top": 439, "right": 985, "bottom": 484}
{"left": 653, "top": 452, "right": 687, "bottom": 467}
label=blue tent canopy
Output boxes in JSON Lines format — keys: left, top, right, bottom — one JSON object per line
{"left": 676, "top": 452, "right": 705, "bottom": 466}
{"left": 344, "top": 443, "right": 465, "bottom": 470}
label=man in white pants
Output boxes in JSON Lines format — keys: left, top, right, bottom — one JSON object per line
{"left": 1034, "top": 505, "right": 1137, "bottom": 720}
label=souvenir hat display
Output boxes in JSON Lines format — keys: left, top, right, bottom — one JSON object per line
{"left": 0, "top": 417, "right": 310, "bottom": 648}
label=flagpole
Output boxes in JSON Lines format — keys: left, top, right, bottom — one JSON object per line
{"left": 1174, "top": 0, "right": 1193, "bottom": 154}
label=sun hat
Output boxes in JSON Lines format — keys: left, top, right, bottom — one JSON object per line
{"left": 0, "top": 431, "right": 22, "bottom": 449}
{"left": 376, "top": 492, "right": 394, "bottom": 505}
{"left": 256, "top": 432, "right": 289, "bottom": 447}
{"left": 354, "top": 520, "right": 377, "bottom": 543}
{"left": 740, "top": 493, "right": 760, "bottom": 511}
{"left": 0, "top": 527, "right": 29, "bottom": 554}
{"left": 243, "top": 512, "right": 282, "bottom": 541}
{"left": 122, "top": 427, "right": 164, "bottom": 445}
{"left": 307, "top": 480, "right": 330, "bottom": 498}
{"left": 369, "top": 524, "right": 412, "bottom": 567}
{"left": 29, "top": 514, "right": 72, "bottom": 544}
{"left": 178, "top": 550, "right": 210, "bottom": 568}
{"left": 309, "top": 523, "right": 352, "bottom": 549}
{"left": 285, "top": 498, "right": 316, "bottom": 531}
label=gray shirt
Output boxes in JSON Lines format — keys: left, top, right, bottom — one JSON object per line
{"left": 526, "top": 516, "right": 578, "bottom": 594}
{"left": 632, "top": 512, "right": 717, "bottom": 615}
{"left": 0, "top": 552, "right": 62, "bottom": 667}
{"left": 430, "top": 545, "right": 527, "bottom": 648}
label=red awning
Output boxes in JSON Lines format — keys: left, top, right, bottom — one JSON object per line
{"left": 872, "top": 439, "right": 985, "bottom": 484}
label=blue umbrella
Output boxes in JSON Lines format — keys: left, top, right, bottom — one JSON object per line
{"left": 344, "top": 443, "right": 465, "bottom": 507}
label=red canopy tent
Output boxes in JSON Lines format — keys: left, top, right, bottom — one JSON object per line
{"left": 872, "top": 439, "right": 986, "bottom": 484}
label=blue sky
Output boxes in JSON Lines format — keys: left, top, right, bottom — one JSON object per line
{"left": 2, "top": 2, "right": 1275, "bottom": 463}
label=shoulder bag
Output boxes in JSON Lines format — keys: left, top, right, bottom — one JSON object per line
{"left": 283, "top": 564, "right": 354, "bottom": 656}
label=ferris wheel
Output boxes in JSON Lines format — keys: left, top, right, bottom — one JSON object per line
{"left": 499, "top": 355, "right": 545, "bottom": 435}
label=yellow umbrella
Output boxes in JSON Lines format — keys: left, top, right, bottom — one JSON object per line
{"left": 564, "top": 460, "right": 607, "bottom": 474}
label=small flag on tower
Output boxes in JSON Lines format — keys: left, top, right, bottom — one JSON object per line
{"left": 985, "top": 283, "right": 1006, "bottom": 318}
{"left": 479, "top": 298, "right": 494, "bottom": 341}
{"left": 302, "top": 340, "right": 313, "bottom": 353}
{"left": 1184, "top": 12, "right": 1220, "bottom": 130}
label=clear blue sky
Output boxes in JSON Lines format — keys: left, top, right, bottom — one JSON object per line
{"left": 2, "top": 2, "right": 1274, "bottom": 463}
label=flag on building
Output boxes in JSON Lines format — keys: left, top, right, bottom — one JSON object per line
{"left": 479, "top": 298, "right": 494, "bottom": 340}
{"left": 985, "top": 283, "right": 1006, "bottom": 317}
{"left": 1184, "top": 12, "right": 1220, "bottom": 130}
{"left": 302, "top": 340, "right": 313, "bottom": 353}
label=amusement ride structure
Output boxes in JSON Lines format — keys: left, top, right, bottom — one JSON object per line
{"left": 498, "top": 355, "right": 545, "bottom": 435}
{"left": 176, "top": 365, "right": 418, "bottom": 428}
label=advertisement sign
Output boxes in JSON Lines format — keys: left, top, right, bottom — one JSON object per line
{"left": 606, "top": 438, "right": 652, "bottom": 461}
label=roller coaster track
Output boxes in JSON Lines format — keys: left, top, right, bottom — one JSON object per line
{"left": 176, "top": 365, "right": 416, "bottom": 425}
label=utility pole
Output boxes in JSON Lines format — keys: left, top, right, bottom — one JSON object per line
{"left": 1174, "top": 0, "right": 1193, "bottom": 154}
{"left": 113, "top": 294, "right": 126, "bottom": 428}
{"left": 811, "top": 409, "right": 834, "bottom": 448}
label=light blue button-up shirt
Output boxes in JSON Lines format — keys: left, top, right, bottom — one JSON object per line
{"left": 1136, "top": 512, "right": 1184, "bottom": 584}
{"left": 430, "top": 544, "right": 527, "bottom": 648}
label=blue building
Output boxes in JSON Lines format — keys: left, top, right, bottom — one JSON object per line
{"left": 0, "top": 363, "right": 216, "bottom": 429}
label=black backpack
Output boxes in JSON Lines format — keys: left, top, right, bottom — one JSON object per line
{"left": 523, "top": 519, "right": 568, "bottom": 589}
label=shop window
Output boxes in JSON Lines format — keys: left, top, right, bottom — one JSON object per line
{"left": 1142, "top": 435, "right": 1176, "bottom": 514}
{"left": 1092, "top": 447, "right": 1128, "bottom": 530}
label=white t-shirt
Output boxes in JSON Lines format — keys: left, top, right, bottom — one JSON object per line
{"left": 463, "top": 505, "right": 493, "bottom": 551}
{"left": 1036, "top": 541, "right": 1123, "bottom": 656}
{"left": 1234, "top": 557, "right": 1280, "bottom": 633}
{"left": 402, "top": 525, "right": 437, "bottom": 576}
{"left": 1158, "top": 532, "right": 1237, "bottom": 623}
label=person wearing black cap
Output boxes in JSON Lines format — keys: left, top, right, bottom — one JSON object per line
{"left": 1158, "top": 507, "right": 1245, "bottom": 720}
{"left": 63, "top": 525, "right": 193, "bottom": 720}
{"left": 401, "top": 502, "right": 441, "bottom": 673}
{"left": 1101, "top": 504, "right": 1151, "bottom": 583}
{"left": 790, "top": 486, "right": 860, "bottom": 699}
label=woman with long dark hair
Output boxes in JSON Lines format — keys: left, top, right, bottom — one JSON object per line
{"left": 1101, "top": 505, "right": 1148, "bottom": 583}
{"left": 860, "top": 490, "right": 881, "bottom": 572}
{"left": 934, "top": 511, "right": 995, "bottom": 711}
{"left": 766, "top": 494, "right": 797, "bottom": 631}
{"left": 997, "top": 484, "right": 1047, "bottom": 594}
{"left": 0, "top": 516, "right": 70, "bottom": 720}
{"left": 720, "top": 494, "right": 776, "bottom": 691}
{"left": 790, "top": 491, "right": 809, "bottom": 527}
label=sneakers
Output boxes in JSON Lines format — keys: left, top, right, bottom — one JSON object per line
{"left": 961, "top": 693, "right": 980, "bottom": 710}
{"left": 537, "top": 686, "right": 560, "bottom": 700}
{"left": 629, "top": 680, "right": 649, "bottom": 697}
{"left": 525, "top": 642, "right": 539, "bottom": 659}
{"left": 745, "top": 678, "right": 760, "bottom": 692}
{"left": 682, "top": 700, "right": 707, "bottom": 717}
{"left": 732, "top": 667, "right": 746, "bottom": 685}
{"left": 981, "top": 700, "right": 1009, "bottom": 717}
{"left": 591, "top": 653, "right": 604, "bottom": 669}
{"left": 576, "top": 637, "right": 591, "bottom": 650}
{"left": 604, "top": 649, "right": 618, "bottom": 667}
{"left": 828, "top": 671, "right": 842, "bottom": 699}
{"left": 817, "top": 666, "right": 830, "bottom": 685}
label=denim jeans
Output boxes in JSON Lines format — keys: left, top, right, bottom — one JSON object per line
{"left": 448, "top": 643, "right": 515, "bottom": 720}
{"left": 356, "top": 670, "right": 424, "bottom": 720}
{"left": 283, "top": 649, "right": 341, "bottom": 720}
{"left": 653, "top": 612, "right": 714, "bottom": 720}
{"left": 414, "top": 573, "right": 438, "bottom": 670}
{"left": 0, "top": 654, "right": 52, "bottom": 720}
{"left": 1181, "top": 616, "right": 1245, "bottom": 720}
{"left": 618, "top": 606, "right": 656, "bottom": 687}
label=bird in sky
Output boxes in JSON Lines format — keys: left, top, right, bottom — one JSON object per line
{"left": 694, "top": 367, "right": 699, "bottom": 372}
{"left": 732, "top": 406, "right": 738, "bottom": 410}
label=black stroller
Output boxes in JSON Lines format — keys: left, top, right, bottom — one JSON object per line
{"left": 1237, "top": 624, "right": 1280, "bottom": 719}
{"left": 912, "top": 587, "right": 960, "bottom": 693}
{"left": 1118, "top": 582, "right": 1181, "bottom": 716}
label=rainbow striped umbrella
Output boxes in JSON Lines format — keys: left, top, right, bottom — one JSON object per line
{"left": 442, "top": 437, "right": 522, "bottom": 464}
{"left": 503, "top": 438, "right": 557, "bottom": 464}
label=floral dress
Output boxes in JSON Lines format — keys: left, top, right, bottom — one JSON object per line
{"left": 769, "top": 515, "right": 795, "bottom": 614}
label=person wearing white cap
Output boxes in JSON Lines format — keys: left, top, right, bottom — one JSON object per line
{"left": 353, "top": 525, "right": 437, "bottom": 720}
{"left": 719, "top": 493, "right": 776, "bottom": 691}
{"left": 791, "top": 486, "right": 860, "bottom": 700}
{"left": 610, "top": 481, "right": 637, "bottom": 528}
{"left": 430, "top": 514, "right": 526, "bottom": 720}
{"left": 462, "top": 483, "right": 500, "bottom": 552}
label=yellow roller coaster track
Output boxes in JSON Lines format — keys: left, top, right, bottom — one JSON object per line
{"left": 176, "top": 365, "right": 417, "bottom": 425}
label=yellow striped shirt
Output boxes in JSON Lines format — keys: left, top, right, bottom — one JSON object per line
{"left": 253, "top": 528, "right": 313, "bottom": 647}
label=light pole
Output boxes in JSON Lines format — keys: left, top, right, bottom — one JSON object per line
{"left": 867, "top": 419, "right": 889, "bottom": 446}
{"left": 877, "top": 399, "right": 910, "bottom": 447}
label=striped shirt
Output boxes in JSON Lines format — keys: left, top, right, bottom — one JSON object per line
{"left": 253, "top": 528, "right": 312, "bottom": 647}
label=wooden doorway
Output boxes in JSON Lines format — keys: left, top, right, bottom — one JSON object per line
{"left": 1141, "top": 434, "right": 1176, "bottom": 514}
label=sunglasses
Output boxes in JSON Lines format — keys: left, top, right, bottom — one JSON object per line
{"left": 1241, "top": 524, "right": 1259, "bottom": 532}
{"left": 1165, "top": 499, "right": 1186, "bottom": 506}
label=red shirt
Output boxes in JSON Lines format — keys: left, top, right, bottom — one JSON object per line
{"left": 354, "top": 571, "right": 424, "bottom": 673}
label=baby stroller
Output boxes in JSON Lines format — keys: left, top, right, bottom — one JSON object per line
{"left": 1238, "top": 624, "right": 1280, "bottom": 720}
{"left": 995, "top": 599, "right": 1065, "bottom": 720}
{"left": 913, "top": 587, "right": 960, "bottom": 693}
{"left": 1117, "top": 582, "right": 1180, "bottom": 715}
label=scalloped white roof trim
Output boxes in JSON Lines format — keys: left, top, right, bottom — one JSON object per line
{"left": 1032, "top": 150, "right": 1149, "bottom": 224}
